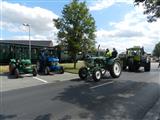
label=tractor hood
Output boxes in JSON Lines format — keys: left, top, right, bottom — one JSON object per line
{"left": 10, "top": 59, "right": 16, "bottom": 63}
{"left": 48, "top": 57, "right": 59, "bottom": 62}
{"left": 21, "top": 59, "right": 31, "bottom": 65}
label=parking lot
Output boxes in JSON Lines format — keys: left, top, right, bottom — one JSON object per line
{"left": 0, "top": 63, "right": 159, "bottom": 92}
{"left": 0, "top": 63, "right": 160, "bottom": 120}
{"left": 0, "top": 72, "right": 79, "bottom": 92}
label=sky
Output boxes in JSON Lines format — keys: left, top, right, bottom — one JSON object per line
{"left": 1, "top": 0, "right": 160, "bottom": 53}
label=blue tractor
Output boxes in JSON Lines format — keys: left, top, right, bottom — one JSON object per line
{"left": 38, "top": 49, "right": 64, "bottom": 75}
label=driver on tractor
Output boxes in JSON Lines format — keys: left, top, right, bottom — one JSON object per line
{"left": 112, "top": 48, "right": 118, "bottom": 58}
{"left": 105, "top": 48, "right": 112, "bottom": 58}
{"left": 105, "top": 48, "right": 118, "bottom": 58}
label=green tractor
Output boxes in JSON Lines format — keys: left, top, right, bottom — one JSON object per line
{"left": 9, "top": 59, "right": 37, "bottom": 78}
{"left": 79, "top": 56, "right": 122, "bottom": 82}
{"left": 119, "top": 46, "right": 151, "bottom": 72}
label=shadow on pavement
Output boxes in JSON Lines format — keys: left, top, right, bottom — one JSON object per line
{"left": 51, "top": 79, "right": 160, "bottom": 120}
{"left": 0, "top": 73, "right": 19, "bottom": 79}
{"left": 0, "top": 72, "right": 35, "bottom": 79}
{"left": 0, "top": 73, "right": 9, "bottom": 77}
{"left": 0, "top": 114, "right": 17, "bottom": 120}
{"left": 123, "top": 69, "right": 144, "bottom": 73}
{"left": 151, "top": 68, "right": 160, "bottom": 72}
{"left": 34, "top": 113, "right": 52, "bottom": 120}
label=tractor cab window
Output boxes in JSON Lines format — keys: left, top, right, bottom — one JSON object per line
{"left": 128, "top": 50, "right": 140, "bottom": 56}
{"left": 132, "top": 51, "right": 137, "bottom": 56}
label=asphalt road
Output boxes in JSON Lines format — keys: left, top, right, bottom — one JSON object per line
{"left": 0, "top": 63, "right": 160, "bottom": 120}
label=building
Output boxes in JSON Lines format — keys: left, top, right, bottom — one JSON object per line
{"left": 0, "top": 40, "right": 53, "bottom": 47}
{"left": 0, "top": 40, "right": 53, "bottom": 64}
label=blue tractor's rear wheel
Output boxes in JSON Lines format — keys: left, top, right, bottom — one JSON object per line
{"left": 59, "top": 67, "right": 64, "bottom": 74}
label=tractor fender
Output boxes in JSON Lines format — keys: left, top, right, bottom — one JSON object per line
{"left": 107, "top": 58, "right": 121, "bottom": 66}
{"left": 10, "top": 59, "right": 16, "bottom": 64}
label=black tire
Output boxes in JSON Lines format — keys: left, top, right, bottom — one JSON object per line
{"left": 144, "top": 62, "right": 150, "bottom": 72}
{"left": 123, "top": 65, "right": 127, "bottom": 70}
{"left": 79, "top": 67, "right": 88, "bottom": 80}
{"left": 92, "top": 69, "right": 102, "bottom": 82}
{"left": 32, "top": 67, "right": 37, "bottom": 76}
{"left": 134, "top": 63, "right": 140, "bottom": 71}
{"left": 128, "top": 65, "right": 133, "bottom": 71}
{"left": 59, "top": 66, "right": 64, "bottom": 74}
{"left": 14, "top": 68, "right": 19, "bottom": 78}
{"left": 128, "top": 59, "right": 134, "bottom": 72}
{"left": 101, "top": 68, "right": 106, "bottom": 77}
{"left": 135, "top": 65, "right": 140, "bottom": 71}
{"left": 44, "top": 66, "right": 50, "bottom": 75}
{"left": 9, "top": 64, "right": 15, "bottom": 75}
{"left": 110, "top": 61, "right": 122, "bottom": 78}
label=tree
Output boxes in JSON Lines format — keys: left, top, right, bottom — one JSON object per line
{"left": 134, "top": 0, "right": 160, "bottom": 22}
{"left": 153, "top": 42, "right": 160, "bottom": 57}
{"left": 53, "top": 0, "right": 96, "bottom": 68}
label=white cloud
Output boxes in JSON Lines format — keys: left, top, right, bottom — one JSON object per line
{"left": 96, "top": 6, "right": 160, "bottom": 53}
{"left": 1, "top": 1, "right": 58, "bottom": 43}
{"left": 89, "top": 0, "right": 133, "bottom": 11}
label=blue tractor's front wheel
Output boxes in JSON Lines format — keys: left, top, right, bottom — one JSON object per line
{"left": 59, "top": 67, "right": 64, "bottom": 74}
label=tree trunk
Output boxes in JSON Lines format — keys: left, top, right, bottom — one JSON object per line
{"left": 74, "top": 61, "right": 77, "bottom": 69}
{"left": 72, "top": 53, "right": 77, "bottom": 69}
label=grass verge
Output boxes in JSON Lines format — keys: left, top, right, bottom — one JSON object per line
{"left": 0, "top": 61, "right": 85, "bottom": 74}
{"left": 60, "top": 61, "right": 85, "bottom": 74}
{"left": 0, "top": 65, "right": 9, "bottom": 73}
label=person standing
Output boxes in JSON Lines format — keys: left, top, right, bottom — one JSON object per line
{"left": 112, "top": 48, "right": 118, "bottom": 58}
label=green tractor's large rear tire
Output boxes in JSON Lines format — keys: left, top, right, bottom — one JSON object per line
{"left": 14, "top": 68, "right": 19, "bottom": 78}
{"left": 144, "top": 62, "right": 151, "bottom": 72}
{"left": 9, "top": 64, "right": 15, "bottom": 75}
{"left": 79, "top": 67, "right": 88, "bottom": 80}
{"left": 110, "top": 61, "right": 122, "bottom": 78}
{"left": 32, "top": 67, "right": 37, "bottom": 76}
{"left": 92, "top": 69, "right": 102, "bottom": 82}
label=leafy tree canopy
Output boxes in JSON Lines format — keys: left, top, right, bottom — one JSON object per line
{"left": 53, "top": 0, "right": 96, "bottom": 68}
{"left": 134, "top": 0, "right": 160, "bottom": 22}
{"left": 153, "top": 42, "right": 160, "bottom": 57}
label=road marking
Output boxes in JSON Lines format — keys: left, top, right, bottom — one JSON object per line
{"left": 33, "top": 77, "right": 48, "bottom": 83}
{"left": 90, "top": 81, "right": 114, "bottom": 89}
